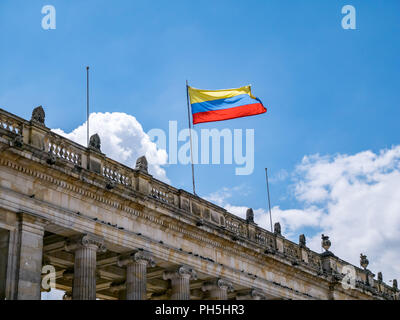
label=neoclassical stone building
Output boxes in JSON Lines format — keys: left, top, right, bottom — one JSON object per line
{"left": 0, "top": 107, "right": 398, "bottom": 300}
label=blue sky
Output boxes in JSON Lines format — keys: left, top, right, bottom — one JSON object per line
{"left": 2, "top": 1, "right": 400, "bottom": 279}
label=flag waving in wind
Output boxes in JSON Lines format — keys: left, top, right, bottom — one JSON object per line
{"left": 188, "top": 85, "right": 267, "bottom": 124}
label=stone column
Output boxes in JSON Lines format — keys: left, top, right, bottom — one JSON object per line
{"left": 236, "top": 289, "right": 267, "bottom": 300}
{"left": 202, "top": 279, "right": 234, "bottom": 300}
{"left": 0, "top": 229, "right": 9, "bottom": 299}
{"left": 118, "top": 251, "right": 155, "bottom": 300}
{"left": 65, "top": 234, "right": 106, "bottom": 300}
{"left": 16, "top": 215, "right": 46, "bottom": 300}
{"left": 163, "top": 266, "right": 197, "bottom": 300}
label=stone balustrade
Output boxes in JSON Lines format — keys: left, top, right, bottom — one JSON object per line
{"left": 0, "top": 112, "right": 23, "bottom": 136}
{"left": 44, "top": 134, "right": 83, "bottom": 167}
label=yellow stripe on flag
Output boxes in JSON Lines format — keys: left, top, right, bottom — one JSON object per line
{"left": 188, "top": 85, "right": 256, "bottom": 104}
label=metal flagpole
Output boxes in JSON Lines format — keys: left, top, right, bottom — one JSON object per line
{"left": 186, "top": 80, "right": 197, "bottom": 196}
{"left": 265, "top": 168, "right": 273, "bottom": 232}
{"left": 86, "top": 66, "right": 90, "bottom": 147}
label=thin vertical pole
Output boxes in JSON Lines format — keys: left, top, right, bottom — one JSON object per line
{"left": 265, "top": 168, "right": 273, "bottom": 232}
{"left": 86, "top": 66, "right": 90, "bottom": 147}
{"left": 186, "top": 80, "right": 196, "bottom": 196}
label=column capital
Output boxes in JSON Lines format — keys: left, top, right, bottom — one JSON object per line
{"left": 163, "top": 265, "right": 197, "bottom": 281}
{"left": 118, "top": 250, "right": 156, "bottom": 268}
{"left": 65, "top": 234, "right": 106, "bottom": 253}
{"left": 202, "top": 278, "right": 234, "bottom": 293}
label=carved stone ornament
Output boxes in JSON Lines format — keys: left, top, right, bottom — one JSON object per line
{"left": 81, "top": 234, "right": 106, "bottom": 251}
{"left": 299, "top": 234, "right": 306, "bottom": 247}
{"left": 393, "top": 279, "right": 398, "bottom": 290}
{"left": 274, "top": 222, "right": 281, "bottom": 235}
{"left": 135, "top": 155, "right": 148, "bottom": 173}
{"left": 65, "top": 234, "right": 106, "bottom": 253}
{"left": 360, "top": 253, "right": 369, "bottom": 270}
{"left": 246, "top": 208, "right": 254, "bottom": 223}
{"left": 163, "top": 265, "right": 197, "bottom": 281}
{"left": 216, "top": 279, "right": 234, "bottom": 292}
{"left": 321, "top": 234, "right": 331, "bottom": 252}
{"left": 89, "top": 133, "right": 101, "bottom": 152}
{"left": 46, "top": 152, "right": 56, "bottom": 165}
{"left": 377, "top": 272, "right": 383, "bottom": 283}
{"left": 31, "top": 106, "right": 45, "bottom": 126}
{"left": 133, "top": 251, "right": 156, "bottom": 267}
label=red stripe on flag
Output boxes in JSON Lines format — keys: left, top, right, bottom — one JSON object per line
{"left": 192, "top": 103, "right": 267, "bottom": 125}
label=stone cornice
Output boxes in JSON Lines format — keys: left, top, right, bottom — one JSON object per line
{"left": 65, "top": 234, "right": 107, "bottom": 252}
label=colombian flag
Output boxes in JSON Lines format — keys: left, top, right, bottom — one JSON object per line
{"left": 188, "top": 85, "right": 267, "bottom": 125}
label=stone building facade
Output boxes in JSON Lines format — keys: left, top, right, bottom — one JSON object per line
{"left": 0, "top": 107, "right": 398, "bottom": 300}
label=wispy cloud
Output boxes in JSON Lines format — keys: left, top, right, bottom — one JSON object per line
{"left": 207, "top": 145, "right": 400, "bottom": 282}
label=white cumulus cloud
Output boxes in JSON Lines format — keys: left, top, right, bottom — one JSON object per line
{"left": 294, "top": 146, "right": 400, "bottom": 282}
{"left": 52, "top": 112, "right": 169, "bottom": 183}
{"left": 207, "top": 145, "right": 400, "bottom": 283}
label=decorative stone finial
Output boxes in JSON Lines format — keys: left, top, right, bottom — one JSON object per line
{"left": 246, "top": 208, "right": 254, "bottom": 223}
{"left": 65, "top": 234, "right": 106, "bottom": 253}
{"left": 46, "top": 152, "right": 56, "bottom": 165}
{"left": 393, "top": 279, "right": 398, "bottom": 290}
{"left": 377, "top": 272, "right": 383, "bottom": 283}
{"left": 360, "top": 253, "right": 369, "bottom": 270}
{"left": 321, "top": 234, "right": 331, "bottom": 252}
{"left": 89, "top": 133, "right": 101, "bottom": 152}
{"left": 299, "top": 234, "right": 306, "bottom": 247}
{"left": 135, "top": 155, "right": 148, "bottom": 173}
{"left": 105, "top": 179, "right": 116, "bottom": 190}
{"left": 274, "top": 222, "right": 281, "bottom": 235}
{"left": 31, "top": 106, "right": 45, "bottom": 126}
{"left": 11, "top": 135, "right": 23, "bottom": 148}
